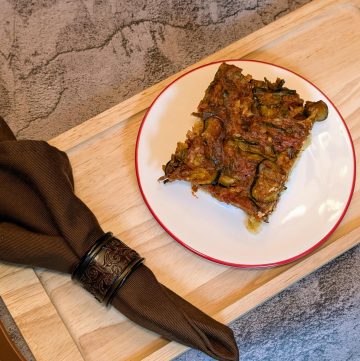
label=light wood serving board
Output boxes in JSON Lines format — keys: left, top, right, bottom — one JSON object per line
{"left": 0, "top": 0, "right": 359, "bottom": 360}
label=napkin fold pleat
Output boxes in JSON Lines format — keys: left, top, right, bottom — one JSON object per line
{"left": 0, "top": 117, "right": 239, "bottom": 361}
{"left": 0, "top": 223, "right": 75, "bottom": 272}
{"left": 0, "top": 139, "right": 103, "bottom": 263}
{"left": 113, "top": 265, "right": 237, "bottom": 360}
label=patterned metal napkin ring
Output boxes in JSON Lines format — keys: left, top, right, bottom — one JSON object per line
{"left": 72, "top": 232, "right": 144, "bottom": 306}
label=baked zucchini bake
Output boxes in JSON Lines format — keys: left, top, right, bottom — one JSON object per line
{"left": 160, "top": 63, "right": 328, "bottom": 229}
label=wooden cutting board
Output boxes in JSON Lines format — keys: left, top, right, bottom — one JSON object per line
{"left": 0, "top": 0, "right": 359, "bottom": 360}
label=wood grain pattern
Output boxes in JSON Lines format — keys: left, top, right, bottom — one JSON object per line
{"left": 0, "top": 269, "right": 84, "bottom": 361}
{"left": 0, "top": 0, "right": 359, "bottom": 360}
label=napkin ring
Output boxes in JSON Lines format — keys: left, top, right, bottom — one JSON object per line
{"left": 72, "top": 232, "right": 144, "bottom": 306}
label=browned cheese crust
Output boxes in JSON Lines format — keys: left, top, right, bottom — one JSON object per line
{"left": 160, "top": 63, "right": 328, "bottom": 222}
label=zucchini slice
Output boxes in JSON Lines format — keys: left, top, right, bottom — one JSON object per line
{"left": 218, "top": 174, "right": 236, "bottom": 187}
{"left": 251, "top": 160, "right": 284, "bottom": 203}
{"left": 304, "top": 100, "right": 328, "bottom": 122}
{"left": 187, "top": 168, "right": 219, "bottom": 185}
{"left": 232, "top": 138, "right": 276, "bottom": 160}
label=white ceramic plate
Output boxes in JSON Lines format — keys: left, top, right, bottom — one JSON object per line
{"left": 136, "top": 60, "right": 356, "bottom": 267}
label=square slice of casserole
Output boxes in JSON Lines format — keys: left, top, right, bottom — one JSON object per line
{"left": 160, "top": 63, "right": 328, "bottom": 229}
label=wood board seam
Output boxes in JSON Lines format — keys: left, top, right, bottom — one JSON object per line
{"left": 64, "top": 109, "right": 146, "bottom": 157}
{"left": 0, "top": 266, "right": 26, "bottom": 281}
{"left": 0, "top": 268, "right": 85, "bottom": 361}
{"left": 33, "top": 270, "right": 86, "bottom": 361}
{"left": 253, "top": 2, "right": 359, "bottom": 53}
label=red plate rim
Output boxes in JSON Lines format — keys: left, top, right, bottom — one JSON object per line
{"left": 135, "top": 59, "right": 357, "bottom": 268}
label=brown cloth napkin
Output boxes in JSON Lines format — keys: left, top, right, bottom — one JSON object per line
{"left": 0, "top": 117, "right": 238, "bottom": 361}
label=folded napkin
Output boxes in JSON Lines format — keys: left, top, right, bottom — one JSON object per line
{"left": 0, "top": 117, "right": 238, "bottom": 361}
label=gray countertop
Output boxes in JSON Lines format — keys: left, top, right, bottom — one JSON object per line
{"left": 0, "top": 1, "right": 359, "bottom": 360}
